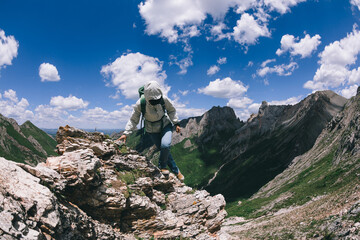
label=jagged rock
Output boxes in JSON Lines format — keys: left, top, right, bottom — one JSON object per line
{"left": 0, "top": 126, "right": 228, "bottom": 239}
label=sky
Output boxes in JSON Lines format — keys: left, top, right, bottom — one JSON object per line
{"left": 0, "top": 0, "right": 360, "bottom": 129}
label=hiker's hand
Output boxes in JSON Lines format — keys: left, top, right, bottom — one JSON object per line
{"left": 118, "top": 135, "right": 127, "bottom": 143}
{"left": 176, "top": 125, "right": 181, "bottom": 133}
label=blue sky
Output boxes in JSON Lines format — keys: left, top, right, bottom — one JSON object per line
{"left": 0, "top": 0, "right": 360, "bottom": 128}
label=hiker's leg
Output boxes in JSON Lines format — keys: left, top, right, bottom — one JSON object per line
{"left": 149, "top": 132, "right": 166, "bottom": 169}
{"left": 161, "top": 125, "right": 179, "bottom": 174}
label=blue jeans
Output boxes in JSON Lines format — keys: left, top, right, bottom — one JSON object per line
{"left": 148, "top": 124, "right": 179, "bottom": 174}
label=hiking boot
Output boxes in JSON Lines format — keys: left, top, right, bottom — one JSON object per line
{"left": 177, "top": 172, "right": 185, "bottom": 181}
{"left": 161, "top": 169, "right": 170, "bottom": 175}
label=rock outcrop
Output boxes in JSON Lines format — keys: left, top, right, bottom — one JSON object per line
{"left": 0, "top": 126, "right": 228, "bottom": 239}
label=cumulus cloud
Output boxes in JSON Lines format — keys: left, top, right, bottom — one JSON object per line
{"left": 0, "top": 89, "right": 34, "bottom": 123}
{"left": 257, "top": 60, "right": 298, "bottom": 77}
{"left": 227, "top": 97, "right": 253, "bottom": 109}
{"left": 3, "top": 89, "right": 18, "bottom": 102}
{"left": 268, "top": 96, "right": 302, "bottom": 105}
{"left": 50, "top": 95, "right": 89, "bottom": 111}
{"left": 232, "top": 13, "right": 270, "bottom": 46}
{"left": 207, "top": 65, "right": 220, "bottom": 75}
{"left": 276, "top": 33, "right": 321, "bottom": 58}
{"left": 207, "top": 57, "right": 227, "bottom": 76}
{"left": 349, "top": 67, "right": 360, "bottom": 84}
{"left": 351, "top": 0, "right": 360, "bottom": 10}
{"left": 210, "top": 22, "right": 230, "bottom": 41}
{"left": 233, "top": 95, "right": 302, "bottom": 121}
{"left": 198, "top": 77, "right": 248, "bottom": 98}
{"left": 264, "top": 0, "right": 306, "bottom": 14}
{"left": 101, "top": 52, "right": 169, "bottom": 100}
{"left": 39, "top": 63, "right": 60, "bottom": 82}
{"left": 139, "top": 0, "right": 256, "bottom": 43}
{"left": 304, "top": 25, "right": 360, "bottom": 90}
{"left": 171, "top": 93, "right": 206, "bottom": 118}
{"left": 0, "top": 29, "right": 19, "bottom": 69}
{"left": 82, "top": 105, "right": 134, "bottom": 125}
{"left": 340, "top": 85, "right": 358, "bottom": 98}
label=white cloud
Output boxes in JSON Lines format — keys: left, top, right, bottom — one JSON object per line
{"left": 207, "top": 65, "right": 220, "bottom": 75}
{"left": 210, "top": 22, "right": 230, "bottom": 41}
{"left": 257, "top": 61, "right": 298, "bottom": 77}
{"left": 268, "top": 96, "right": 302, "bottom": 105}
{"left": 3, "top": 89, "right": 18, "bottom": 102}
{"left": 171, "top": 93, "right": 206, "bottom": 118}
{"left": 233, "top": 102, "right": 261, "bottom": 120}
{"left": 0, "top": 89, "right": 34, "bottom": 123}
{"left": 248, "top": 61, "right": 254, "bottom": 67}
{"left": 349, "top": 67, "right": 360, "bottom": 84}
{"left": 0, "top": 29, "right": 19, "bottom": 69}
{"left": 276, "top": 34, "right": 321, "bottom": 58}
{"left": 340, "top": 85, "right": 358, "bottom": 98}
{"left": 50, "top": 95, "right": 89, "bottom": 111}
{"left": 198, "top": 77, "right": 248, "bottom": 98}
{"left": 82, "top": 105, "right": 133, "bottom": 124}
{"left": 261, "top": 58, "right": 276, "bottom": 67}
{"left": 264, "top": 0, "right": 306, "bottom": 14}
{"left": 304, "top": 25, "right": 360, "bottom": 90}
{"left": 351, "top": 0, "right": 360, "bottom": 10}
{"left": 139, "top": 0, "right": 257, "bottom": 43}
{"left": 39, "top": 63, "right": 60, "bottom": 82}
{"left": 176, "top": 55, "right": 193, "bottom": 75}
{"left": 233, "top": 95, "right": 301, "bottom": 121}
{"left": 217, "top": 57, "right": 227, "bottom": 65}
{"left": 232, "top": 13, "right": 270, "bottom": 46}
{"left": 179, "top": 90, "right": 189, "bottom": 96}
{"left": 34, "top": 105, "right": 68, "bottom": 126}
{"left": 101, "top": 52, "right": 169, "bottom": 99}
{"left": 227, "top": 97, "right": 253, "bottom": 109}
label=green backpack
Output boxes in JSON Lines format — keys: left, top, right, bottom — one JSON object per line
{"left": 138, "top": 86, "right": 166, "bottom": 133}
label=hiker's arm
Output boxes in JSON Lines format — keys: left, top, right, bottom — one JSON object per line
{"left": 164, "top": 97, "right": 180, "bottom": 125}
{"left": 123, "top": 100, "right": 142, "bottom": 135}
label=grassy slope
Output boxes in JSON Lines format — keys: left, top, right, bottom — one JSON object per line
{"left": 20, "top": 121, "right": 58, "bottom": 156}
{"left": 126, "top": 131, "right": 224, "bottom": 189}
{"left": 226, "top": 148, "right": 360, "bottom": 219}
{"left": 0, "top": 120, "right": 45, "bottom": 164}
{"left": 170, "top": 138, "right": 223, "bottom": 188}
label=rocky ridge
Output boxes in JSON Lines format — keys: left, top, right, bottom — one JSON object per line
{"left": 206, "top": 90, "right": 348, "bottom": 199}
{"left": 0, "top": 125, "right": 229, "bottom": 239}
{"left": 223, "top": 88, "right": 360, "bottom": 239}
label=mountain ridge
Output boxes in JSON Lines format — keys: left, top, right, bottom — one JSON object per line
{"left": 223, "top": 88, "right": 360, "bottom": 239}
{"left": 0, "top": 114, "right": 57, "bottom": 165}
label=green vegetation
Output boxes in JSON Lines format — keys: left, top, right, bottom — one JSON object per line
{"left": 170, "top": 138, "right": 223, "bottom": 188}
{"left": 0, "top": 119, "right": 58, "bottom": 164}
{"left": 226, "top": 152, "right": 360, "bottom": 219}
{"left": 116, "top": 169, "right": 147, "bottom": 185}
{"left": 20, "top": 121, "right": 57, "bottom": 156}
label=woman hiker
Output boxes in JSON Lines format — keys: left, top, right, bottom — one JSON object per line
{"left": 118, "top": 81, "right": 185, "bottom": 181}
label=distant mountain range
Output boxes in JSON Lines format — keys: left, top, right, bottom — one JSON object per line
{"left": 42, "top": 128, "right": 122, "bottom": 138}
{"left": 0, "top": 114, "right": 57, "bottom": 165}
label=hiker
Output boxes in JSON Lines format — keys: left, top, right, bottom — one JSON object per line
{"left": 117, "top": 81, "right": 184, "bottom": 181}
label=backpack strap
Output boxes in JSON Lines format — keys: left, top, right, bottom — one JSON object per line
{"left": 140, "top": 94, "right": 146, "bottom": 116}
{"left": 160, "top": 97, "right": 166, "bottom": 113}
